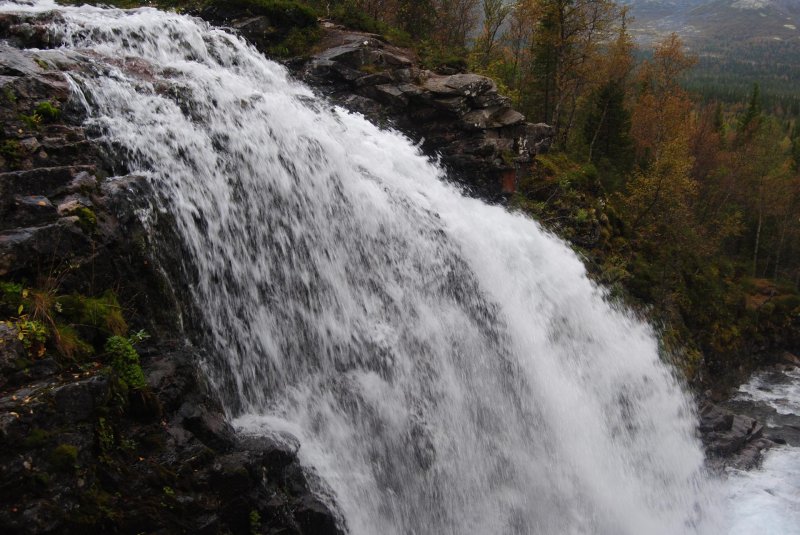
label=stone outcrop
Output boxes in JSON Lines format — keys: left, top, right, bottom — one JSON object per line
{"left": 0, "top": 18, "right": 342, "bottom": 535}
{"left": 698, "top": 400, "right": 773, "bottom": 470}
{"left": 293, "top": 23, "right": 552, "bottom": 199}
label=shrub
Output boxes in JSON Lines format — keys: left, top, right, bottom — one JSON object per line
{"left": 105, "top": 335, "right": 147, "bottom": 390}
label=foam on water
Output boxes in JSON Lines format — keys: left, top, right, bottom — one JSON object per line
{"left": 725, "top": 447, "right": 800, "bottom": 535}
{"left": 733, "top": 367, "right": 800, "bottom": 416}
{"left": 725, "top": 368, "right": 800, "bottom": 535}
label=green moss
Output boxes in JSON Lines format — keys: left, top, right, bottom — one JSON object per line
{"left": 50, "top": 443, "right": 78, "bottom": 471}
{"left": 57, "top": 291, "right": 128, "bottom": 336}
{"left": 76, "top": 207, "right": 98, "bottom": 234}
{"left": 3, "top": 86, "right": 16, "bottom": 103}
{"left": 19, "top": 113, "right": 42, "bottom": 130}
{"left": 32, "top": 471, "right": 51, "bottom": 487}
{"left": 105, "top": 335, "right": 147, "bottom": 390}
{"left": 97, "top": 417, "right": 115, "bottom": 456}
{"left": 249, "top": 509, "right": 262, "bottom": 534}
{"left": 0, "top": 139, "right": 24, "bottom": 168}
{"left": 24, "top": 428, "right": 52, "bottom": 448}
{"left": 0, "top": 281, "right": 24, "bottom": 313}
{"left": 14, "top": 318, "right": 48, "bottom": 357}
{"left": 34, "top": 100, "right": 61, "bottom": 122}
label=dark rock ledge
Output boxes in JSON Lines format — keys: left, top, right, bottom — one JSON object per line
{"left": 697, "top": 399, "right": 773, "bottom": 471}
{"left": 289, "top": 22, "right": 553, "bottom": 200}
{"left": 0, "top": 14, "right": 342, "bottom": 535}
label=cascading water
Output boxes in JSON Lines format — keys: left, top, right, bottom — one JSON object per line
{"left": 1, "top": 2, "right": 727, "bottom": 533}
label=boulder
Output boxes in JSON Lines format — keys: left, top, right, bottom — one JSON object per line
{"left": 422, "top": 73, "right": 496, "bottom": 97}
{"left": 462, "top": 106, "right": 525, "bottom": 130}
{"left": 180, "top": 401, "right": 236, "bottom": 452}
{"left": 780, "top": 351, "right": 800, "bottom": 366}
{"left": 295, "top": 494, "right": 343, "bottom": 535}
{"left": 699, "top": 400, "right": 770, "bottom": 464}
{"left": 50, "top": 375, "right": 111, "bottom": 423}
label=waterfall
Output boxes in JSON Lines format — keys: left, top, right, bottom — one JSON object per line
{"left": 2, "top": 2, "right": 724, "bottom": 533}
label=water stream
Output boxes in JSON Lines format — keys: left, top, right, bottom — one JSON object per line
{"left": 3, "top": 2, "right": 794, "bottom": 533}
{"left": 723, "top": 367, "right": 800, "bottom": 535}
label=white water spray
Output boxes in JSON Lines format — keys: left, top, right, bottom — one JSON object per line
{"left": 1, "top": 2, "right": 725, "bottom": 533}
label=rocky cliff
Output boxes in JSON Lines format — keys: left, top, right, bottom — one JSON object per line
{"left": 294, "top": 22, "right": 552, "bottom": 199}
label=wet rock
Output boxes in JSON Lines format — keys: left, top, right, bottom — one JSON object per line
{"left": 699, "top": 400, "right": 772, "bottom": 468}
{"left": 429, "top": 96, "right": 469, "bottom": 115}
{"left": 0, "top": 165, "right": 96, "bottom": 199}
{"left": 0, "top": 24, "right": 345, "bottom": 535}
{"left": 8, "top": 194, "right": 57, "bottom": 227}
{"left": 51, "top": 375, "right": 111, "bottom": 422}
{"left": 238, "top": 431, "right": 300, "bottom": 471}
{"left": 780, "top": 351, "right": 800, "bottom": 366}
{"left": 180, "top": 401, "right": 236, "bottom": 452}
{"left": 211, "top": 452, "right": 255, "bottom": 496}
{"left": 462, "top": 106, "right": 525, "bottom": 130}
{"left": 55, "top": 194, "right": 92, "bottom": 216}
{"left": 295, "top": 494, "right": 343, "bottom": 535}
{"left": 0, "top": 218, "right": 92, "bottom": 276}
{"left": 6, "top": 357, "right": 59, "bottom": 387}
{"left": 361, "top": 83, "right": 408, "bottom": 107}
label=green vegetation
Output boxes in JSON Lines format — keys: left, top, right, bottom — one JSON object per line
{"left": 0, "top": 139, "right": 24, "bottom": 168}
{"left": 105, "top": 335, "right": 147, "bottom": 390}
{"left": 49, "top": 444, "right": 78, "bottom": 471}
{"left": 24, "top": 428, "right": 52, "bottom": 449}
{"left": 0, "top": 276, "right": 157, "bottom": 393}
{"left": 34, "top": 100, "right": 61, "bottom": 122}
{"left": 249, "top": 509, "right": 262, "bottom": 534}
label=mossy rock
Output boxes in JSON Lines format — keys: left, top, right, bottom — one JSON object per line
{"left": 50, "top": 443, "right": 78, "bottom": 471}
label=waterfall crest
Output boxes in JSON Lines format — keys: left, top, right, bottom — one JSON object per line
{"left": 2, "top": 2, "right": 723, "bottom": 533}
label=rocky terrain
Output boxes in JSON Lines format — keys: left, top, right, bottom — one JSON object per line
{"left": 0, "top": 12, "right": 342, "bottom": 534}
{"left": 292, "top": 23, "right": 553, "bottom": 200}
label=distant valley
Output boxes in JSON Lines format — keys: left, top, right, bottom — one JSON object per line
{"left": 623, "top": 0, "right": 800, "bottom": 44}
{"left": 623, "top": 0, "right": 800, "bottom": 103}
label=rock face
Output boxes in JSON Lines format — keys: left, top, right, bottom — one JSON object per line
{"left": 293, "top": 23, "right": 552, "bottom": 199}
{"left": 0, "top": 16, "right": 342, "bottom": 535}
{"left": 698, "top": 400, "right": 773, "bottom": 470}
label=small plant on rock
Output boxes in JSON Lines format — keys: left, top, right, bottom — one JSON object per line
{"left": 105, "top": 334, "right": 147, "bottom": 390}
